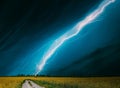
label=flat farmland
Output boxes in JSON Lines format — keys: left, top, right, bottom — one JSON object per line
{"left": 0, "top": 77, "right": 120, "bottom": 88}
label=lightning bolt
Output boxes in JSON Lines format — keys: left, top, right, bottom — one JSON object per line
{"left": 35, "top": 0, "right": 115, "bottom": 75}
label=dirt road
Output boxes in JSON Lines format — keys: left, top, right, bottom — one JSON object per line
{"left": 22, "top": 80, "right": 45, "bottom": 88}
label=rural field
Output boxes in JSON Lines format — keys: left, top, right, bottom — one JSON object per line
{"left": 0, "top": 77, "right": 120, "bottom": 88}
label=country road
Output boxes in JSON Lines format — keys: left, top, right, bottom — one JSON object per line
{"left": 22, "top": 80, "right": 45, "bottom": 88}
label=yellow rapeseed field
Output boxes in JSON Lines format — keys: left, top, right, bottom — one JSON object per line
{"left": 0, "top": 77, "right": 120, "bottom": 88}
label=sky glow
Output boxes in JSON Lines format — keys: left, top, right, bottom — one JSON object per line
{"left": 35, "top": 0, "right": 115, "bottom": 75}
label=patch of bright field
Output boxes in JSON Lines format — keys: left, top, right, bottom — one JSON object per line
{"left": 0, "top": 77, "right": 120, "bottom": 88}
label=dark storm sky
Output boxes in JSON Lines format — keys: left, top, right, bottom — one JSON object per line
{"left": 0, "top": 0, "right": 120, "bottom": 76}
